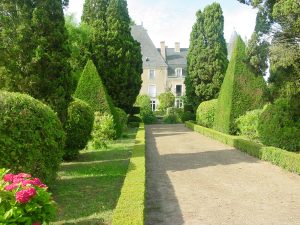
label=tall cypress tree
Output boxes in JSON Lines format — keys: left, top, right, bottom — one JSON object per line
{"left": 81, "top": 0, "right": 142, "bottom": 113}
{"left": 0, "top": 0, "right": 72, "bottom": 122}
{"left": 186, "top": 3, "right": 228, "bottom": 109}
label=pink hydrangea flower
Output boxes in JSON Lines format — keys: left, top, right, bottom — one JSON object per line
{"left": 4, "top": 183, "right": 19, "bottom": 191}
{"left": 17, "top": 173, "right": 31, "bottom": 178}
{"left": 16, "top": 190, "right": 31, "bottom": 204}
{"left": 26, "top": 187, "right": 37, "bottom": 197}
{"left": 38, "top": 184, "right": 48, "bottom": 188}
{"left": 33, "top": 223, "right": 41, "bottom": 225}
{"left": 3, "top": 173, "right": 15, "bottom": 183}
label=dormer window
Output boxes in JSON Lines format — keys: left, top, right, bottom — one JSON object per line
{"left": 149, "top": 69, "right": 155, "bottom": 80}
{"left": 175, "top": 68, "right": 182, "bottom": 77}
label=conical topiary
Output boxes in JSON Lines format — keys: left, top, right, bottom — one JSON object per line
{"left": 74, "top": 60, "right": 112, "bottom": 115}
{"left": 214, "top": 35, "right": 267, "bottom": 134}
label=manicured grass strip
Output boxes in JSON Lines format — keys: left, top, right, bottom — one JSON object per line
{"left": 112, "top": 123, "right": 146, "bottom": 225}
{"left": 186, "top": 121, "right": 300, "bottom": 175}
{"left": 50, "top": 128, "right": 137, "bottom": 225}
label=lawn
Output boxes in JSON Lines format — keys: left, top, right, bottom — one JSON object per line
{"left": 50, "top": 128, "right": 138, "bottom": 225}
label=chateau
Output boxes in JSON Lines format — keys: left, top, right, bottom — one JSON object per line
{"left": 131, "top": 25, "right": 187, "bottom": 111}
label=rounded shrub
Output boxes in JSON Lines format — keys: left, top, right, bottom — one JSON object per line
{"left": 135, "top": 95, "right": 156, "bottom": 124}
{"left": 0, "top": 91, "right": 65, "bottom": 183}
{"left": 116, "top": 107, "right": 128, "bottom": 135}
{"left": 164, "top": 108, "right": 183, "bottom": 124}
{"left": 92, "top": 112, "right": 116, "bottom": 149}
{"left": 236, "top": 109, "right": 263, "bottom": 141}
{"left": 258, "top": 98, "right": 300, "bottom": 152}
{"left": 158, "top": 92, "right": 175, "bottom": 112}
{"left": 196, "top": 99, "right": 217, "bottom": 128}
{"left": 64, "top": 98, "right": 94, "bottom": 160}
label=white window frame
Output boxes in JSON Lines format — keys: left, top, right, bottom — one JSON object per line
{"left": 175, "top": 84, "right": 183, "bottom": 97}
{"left": 150, "top": 100, "right": 156, "bottom": 111}
{"left": 175, "top": 99, "right": 183, "bottom": 108}
{"left": 149, "top": 69, "right": 156, "bottom": 80}
{"left": 148, "top": 85, "right": 157, "bottom": 98}
{"left": 175, "top": 68, "right": 183, "bottom": 77}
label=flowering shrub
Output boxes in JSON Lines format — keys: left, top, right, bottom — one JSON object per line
{"left": 0, "top": 169, "right": 56, "bottom": 224}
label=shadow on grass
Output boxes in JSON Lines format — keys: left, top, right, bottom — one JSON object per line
{"left": 50, "top": 127, "right": 139, "bottom": 224}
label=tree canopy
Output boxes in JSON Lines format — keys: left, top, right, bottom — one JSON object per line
{"left": 186, "top": 3, "right": 228, "bottom": 110}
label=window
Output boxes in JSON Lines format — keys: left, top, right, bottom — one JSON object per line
{"left": 175, "top": 99, "right": 183, "bottom": 108}
{"left": 148, "top": 85, "right": 156, "bottom": 98}
{"left": 151, "top": 100, "right": 156, "bottom": 111}
{"left": 149, "top": 69, "right": 155, "bottom": 80}
{"left": 175, "top": 85, "right": 182, "bottom": 97}
{"left": 175, "top": 68, "right": 182, "bottom": 77}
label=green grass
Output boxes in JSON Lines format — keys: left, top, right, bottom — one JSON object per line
{"left": 112, "top": 124, "right": 146, "bottom": 225}
{"left": 186, "top": 121, "right": 300, "bottom": 175}
{"left": 50, "top": 128, "right": 138, "bottom": 225}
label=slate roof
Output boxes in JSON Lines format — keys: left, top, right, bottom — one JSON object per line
{"left": 131, "top": 25, "right": 167, "bottom": 69}
{"left": 164, "top": 48, "right": 188, "bottom": 77}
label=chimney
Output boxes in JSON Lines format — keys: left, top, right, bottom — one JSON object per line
{"left": 175, "top": 42, "right": 180, "bottom": 53}
{"left": 160, "top": 41, "right": 166, "bottom": 60}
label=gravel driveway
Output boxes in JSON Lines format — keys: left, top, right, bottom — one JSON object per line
{"left": 145, "top": 124, "right": 300, "bottom": 225}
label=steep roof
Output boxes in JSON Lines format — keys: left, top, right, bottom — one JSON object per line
{"left": 131, "top": 25, "right": 167, "bottom": 69}
{"left": 165, "top": 48, "right": 188, "bottom": 66}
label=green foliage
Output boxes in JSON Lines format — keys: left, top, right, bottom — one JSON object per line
{"left": 112, "top": 124, "right": 145, "bottom": 225}
{"left": 74, "top": 60, "right": 112, "bottom": 114}
{"left": 158, "top": 92, "right": 175, "bottom": 112}
{"left": 135, "top": 95, "right": 156, "bottom": 124}
{"left": 186, "top": 3, "right": 228, "bottom": 109}
{"left": 0, "top": 91, "right": 65, "bottom": 184}
{"left": 65, "top": 15, "right": 93, "bottom": 92}
{"left": 187, "top": 121, "right": 300, "bottom": 175}
{"left": 214, "top": 36, "right": 267, "bottom": 134}
{"left": 92, "top": 112, "right": 116, "bottom": 149}
{"left": 64, "top": 98, "right": 94, "bottom": 160}
{"left": 181, "top": 111, "right": 196, "bottom": 122}
{"left": 82, "top": 0, "right": 143, "bottom": 113}
{"left": 163, "top": 108, "right": 183, "bottom": 124}
{"left": 236, "top": 109, "right": 263, "bottom": 141}
{"left": 0, "top": 0, "right": 73, "bottom": 123}
{"left": 0, "top": 171, "right": 56, "bottom": 224}
{"left": 196, "top": 99, "right": 217, "bottom": 128}
{"left": 258, "top": 98, "right": 300, "bottom": 152}
{"left": 116, "top": 107, "right": 128, "bottom": 135}
{"left": 246, "top": 32, "right": 269, "bottom": 76}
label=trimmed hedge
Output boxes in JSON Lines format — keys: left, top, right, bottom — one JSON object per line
{"left": 186, "top": 121, "right": 300, "bottom": 175}
{"left": 64, "top": 98, "right": 94, "bottom": 160}
{"left": 214, "top": 36, "right": 267, "bottom": 134}
{"left": 116, "top": 107, "right": 128, "bottom": 135}
{"left": 112, "top": 123, "right": 145, "bottom": 225}
{"left": 258, "top": 98, "right": 300, "bottom": 152}
{"left": 74, "top": 60, "right": 112, "bottom": 114}
{"left": 0, "top": 91, "right": 65, "bottom": 183}
{"left": 196, "top": 99, "right": 217, "bottom": 128}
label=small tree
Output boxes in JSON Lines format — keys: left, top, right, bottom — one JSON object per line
{"left": 158, "top": 92, "right": 175, "bottom": 112}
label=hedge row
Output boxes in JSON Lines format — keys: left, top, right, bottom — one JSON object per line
{"left": 112, "top": 123, "right": 146, "bottom": 225}
{"left": 186, "top": 121, "right": 300, "bottom": 174}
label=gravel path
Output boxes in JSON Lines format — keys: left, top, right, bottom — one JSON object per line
{"left": 145, "top": 124, "right": 300, "bottom": 225}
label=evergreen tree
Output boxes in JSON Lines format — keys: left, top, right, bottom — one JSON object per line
{"left": 186, "top": 3, "right": 228, "bottom": 109}
{"left": 0, "top": 0, "right": 72, "bottom": 122}
{"left": 214, "top": 36, "right": 267, "bottom": 134}
{"left": 81, "top": 0, "right": 142, "bottom": 113}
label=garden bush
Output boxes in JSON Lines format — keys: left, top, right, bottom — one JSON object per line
{"left": 0, "top": 169, "right": 56, "bottom": 224}
{"left": 196, "top": 99, "right": 217, "bottom": 128}
{"left": 214, "top": 36, "right": 267, "bottom": 134}
{"left": 116, "top": 107, "right": 128, "bottom": 135}
{"left": 0, "top": 91, "right": 65, "bottom": 184}
{"left": 135, "top": 95, "right": 156, "bottom": 124}
{"left": 91, "top": 112, "right": 116, "bottom": 149}
{"left": 164, "top": 108, "right": 183, "bottom": 124}
{"left": 181, "top": 111, "right": 195, "bottom": 122}
{"left": 258, "top": 97, "right": 300, "bottom": 152}
{"left": 74, "top": 60, "right": 112, "bottom": 114}
{"left": 64, "top": 98, "right": 94, "bottom": 160}
{"left": 158, "top": 92, "right": 175, "bottom": 112}
{"left": 236, "top": 108, "right": 263, "bottom": 142}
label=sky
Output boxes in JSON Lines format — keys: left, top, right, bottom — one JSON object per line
{"left": 66, "top": 0, "right": 258, "bottom": 48}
